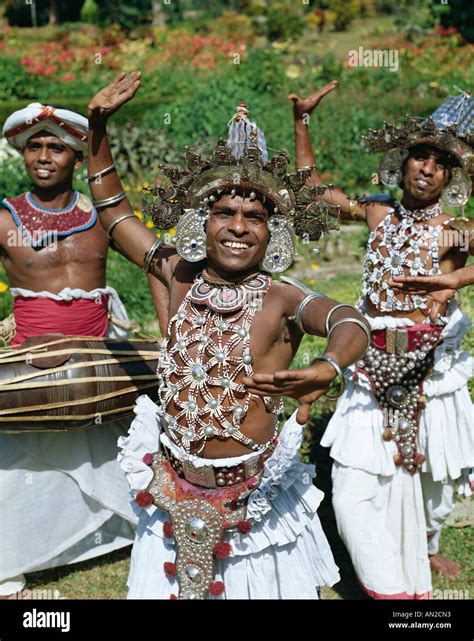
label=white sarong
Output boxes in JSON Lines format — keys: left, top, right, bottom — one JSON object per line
{"left": 118, "top": 395, "right": 340, "bottom": 599}
{"left": 321, "top": 303, "right": 473, "bottom": 599}
{"left": 0, "top": 287, "right": 137, "bottom": 595}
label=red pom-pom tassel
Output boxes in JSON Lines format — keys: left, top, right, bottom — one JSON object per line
{"left": 213, "top": 542, "right": 232, "bottom": 559}
{"left": 236, "top": 520, "right": 252, "bottom": 534}
{"left": 142, "top": 452, "right": 153, "bottom": 466}
{"left": 164, "top": 562, "right": 177, "bottom": 577}
{"left": 163, "top": 521, "right": 174, "bottom": 538}
{"left": 208, "top": 581, "right": 225, "bottom": 597}
{"left": 169, "top": 594, "right": 178, "bottom": 600}
{"left": 135, "top": 490, "right": 154, "bottom": 507}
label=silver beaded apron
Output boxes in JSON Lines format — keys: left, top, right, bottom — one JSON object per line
{"left": 148, "top": 272, "right": 280, "bottom": 599}
{"left": 356, "top": 324, "right": 443, "bottom": 474}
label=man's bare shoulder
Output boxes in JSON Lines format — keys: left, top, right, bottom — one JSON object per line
{"left": 365, "top": 202, "right": 392, "bottom": 229}
{"left": 268, "top": 280, "right": 305, "bottom": 318}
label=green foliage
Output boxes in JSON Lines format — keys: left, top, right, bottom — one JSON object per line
{"left": 440, "top": 0, "right": 474, "bottom": 42}
{"left": 80, "top": 0, "right": 100, "bottom": 24}
{"left": 0, "top": 58, "right": 39, "bottom": 101}
{"left": 330, "top": 0, "right": 361, "bottom": 31}
{"left": 266, "top": 0, "right": 306, "bottom": 42}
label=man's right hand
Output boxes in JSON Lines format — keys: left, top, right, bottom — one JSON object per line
{"left": 389, "top": 273, "right": 461, "bottom": 322}
{"left": 87, "top": 71, "right": 141, "bottom": 123}
{"left": 288, "top": 80, "right": 338, "bottom": 121}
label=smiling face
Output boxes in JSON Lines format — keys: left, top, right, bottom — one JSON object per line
{"left": 205, "top": 194, "right": 270, "bottom": 277}
{"left": 402, "top": 145, "right": 454, "bottom": 205}
{"left": 23, "top": 131, "right": 82, "bottom": 190}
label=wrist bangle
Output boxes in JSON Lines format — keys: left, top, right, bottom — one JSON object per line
{"left": 311, "top": 354, "right": 345, "bottom": 400}
{"left": 296, "top": 164, "right": 317, "bottom": 172}
{"left": 87, "top": 162, "right": 117, "bottom": 182}
{"left": 107, "top": 213, "right": 136, "bottom": 239}
{"left": 143, "top": 237, "right": 164, "bottom": 275}
{"left": 93, "top": 191, "right": 126, "bottom": 209}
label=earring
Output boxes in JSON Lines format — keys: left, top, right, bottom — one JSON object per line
{"left": 175, "top": 206, "right": 209, "bottom": 262}
{"left": 440, "top": 168, "right": 472, "bottom": 209}
{"left": 260, "top": 216, "right": 296, "bottom": 273}
{"left": 379, "top": 148, "right": 408, "bottom": 188}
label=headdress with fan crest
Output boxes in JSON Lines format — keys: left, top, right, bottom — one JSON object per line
{"left": 143, "top": 102, "right": 339, "bottom": 271}
{"left": 361, "top": 89, "right": 474, "bottom": 211}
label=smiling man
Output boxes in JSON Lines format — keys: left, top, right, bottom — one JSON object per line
{"left": 0, "top": 103, "right": 140, "bottom": 599}
{"left": 289, "top": 83, "right": 474, "bottom": 598}
{"left": 85, "top": 73, "right": 372, "bottom": 599}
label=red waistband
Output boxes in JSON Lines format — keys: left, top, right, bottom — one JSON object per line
{"left": 372, "top": 323, "right": 442, "bottom": 353}
{"left": 12, "top": 295, "right": 109, "bottom": 345}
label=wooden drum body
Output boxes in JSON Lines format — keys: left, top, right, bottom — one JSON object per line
{"left": 0, "top": 334, "right": 160, "bottom": 432}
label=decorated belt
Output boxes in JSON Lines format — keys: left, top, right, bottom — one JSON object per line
{"left": 160, "top": 439, "right": 276, "bottom": 488}
{"left": 356, "top": 323, "right": 443, "bottom": 474}
{"left": 134, "top": 451, "right": 266, "bottom": 599}
{"left": 372, "top": 323, "right": 443, "bottom": 354}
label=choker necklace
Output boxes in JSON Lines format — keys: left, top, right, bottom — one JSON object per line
{"left": 398, "top": 202, "right": 442, "bottom": 222}
{"left": 201, "top": 269, "right": 262, "bottom": 288}
{"left": 190, "top": 272, "right": 271, "bottom": 313}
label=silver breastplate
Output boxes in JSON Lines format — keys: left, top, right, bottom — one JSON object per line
{"left": 361, "top": 213, "right": 444, "bottom": 312}
{"left": 157, "top": 273, "right": 281, "bottom": 455}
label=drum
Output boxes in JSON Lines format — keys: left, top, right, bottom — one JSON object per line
{"left": 0, "top": 334, "right": 160, "bottom": 432}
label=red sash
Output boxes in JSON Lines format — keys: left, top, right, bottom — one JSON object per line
{"left": 12, "top": 295, "right": 109, "bottom": 345}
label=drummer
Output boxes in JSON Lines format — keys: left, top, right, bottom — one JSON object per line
{"left": 0, "top": 104, "right": 144, "bottom": 598}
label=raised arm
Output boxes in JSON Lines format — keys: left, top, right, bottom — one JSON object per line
{"left": 87, "top": 72, "right": 164, "bottom": 277}
{"left": 289, "top": 82, "right": 379, "bottom": 223}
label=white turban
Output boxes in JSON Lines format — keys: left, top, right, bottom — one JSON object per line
{"left": 3, "top": 103, "right": 88, "bottom": 156}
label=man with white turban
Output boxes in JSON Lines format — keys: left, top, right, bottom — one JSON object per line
{"left": 0, "top": 103, "right": 139, "bottom": 598}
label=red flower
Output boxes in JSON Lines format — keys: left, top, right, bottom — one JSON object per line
{"left": 247, "top": 477, "right": 258, "bottom": 489}
{"left": 135, "top": 490, "right": 154, "bottom": 507}
{"left": 213, "top": 542, "right": 232, "bottom": 559}
{"left": 163, "top": 521, "right": 174, "bottom": 538}
{"left": 208, "top": 581, "right": 225, "bottom": 597}
{"left": 236, "top": 520, "right": 252, "bottom": 534}
{"left": 142, "top": 452, "right": 153, "bottom": 466}
{"left": 164, "top": 562, "right": 177, "bottom": 577}
{"left": 170, "top": 594, "right": 178, "bottom": 600}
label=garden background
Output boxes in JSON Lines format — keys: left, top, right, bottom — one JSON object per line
{"left": 0, "top": 0, "right": 472, "bottom": 600}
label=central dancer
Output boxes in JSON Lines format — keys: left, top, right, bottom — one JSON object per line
{"left": 87, "top": 72, "right": 370, "bottom": 599}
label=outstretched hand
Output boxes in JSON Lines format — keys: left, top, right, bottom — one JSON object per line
{"left": 242, "top": 362, "right": 336, "bottom": 425}
{"left": 288, "top": 80, "right": 338, "bottom": 121}
{"left": 88, "top": 71, "right": 141, "bottom": 122}
{"left": 389, "top": 274, "right": 459, "bottom": 322}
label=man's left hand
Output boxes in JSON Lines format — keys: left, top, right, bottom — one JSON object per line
{"left": 242, "top": 361, "right": 336, "bottom": 425}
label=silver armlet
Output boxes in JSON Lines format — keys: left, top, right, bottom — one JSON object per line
{"left": 92, "top": 190, "right": 126, "bottom": 209}
{"left": 87, "top": 162, "right": 117, "bottom": 183}
{"left": 327, "top": 318, "right": 371, "bottom": 354}
{"left": 143, "top": 237, "right": 164, "bottom": 275}
{"left": 293, "top": 292, "right": 325, "bottom": 334}
{"left": 107, "top": 213, "right": 136, "bottom": 239}
{"left": 311, "top": 354, "right": 345, "bottom": 400}
{"left": 325, "top": 303, "right": 359, "bottom": 336}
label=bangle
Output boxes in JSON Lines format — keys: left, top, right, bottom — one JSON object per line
{"left": 348, "top": 199, "right": 360, "bottom": 219}
{"left": 327, "top": 318, "right": 371, "bottom": 354}
{"left": 296, "top": 164, "right": 317, "bottom": 172}
{"left": 311, "top": 354, "right": 345, "bottom": 400}
{"left": 143, "top": 237, "right": 164, "bottom": 275}
{"left": 107, "top": 213, "right": 136, "bottom": 239}
{"left": 294, "top": 292, "right": 325, "bottom": 334}
{"left": 87, "top": 162, "right": 117, "bottom": 182}
{"left": 93, "top": 191, "right": 126, "bottom": 209}
{"left": 325, "top": 303, "right": 358, "bottom": 336}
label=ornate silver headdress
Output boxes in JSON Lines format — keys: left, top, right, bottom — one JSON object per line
{"left": 143, "top": 102, "right": 339, "bottom": 271}
{"left": 362, "top": 90, "right": 474, "bottom": 208}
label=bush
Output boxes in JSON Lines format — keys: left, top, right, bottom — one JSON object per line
{"left": 266, "top": 1, "right": 306, "bottom": 42}
{"left": 331, "top": 0, "right": 361, "bottom": 31}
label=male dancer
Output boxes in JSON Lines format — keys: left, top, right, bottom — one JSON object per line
{"left": 290, "top": 82, "right": 473, "bottom": 598}
{"left": 85, "top": 72, "right": 371, "bottom": 599}
{"left": 0, "top": 103, "right": 137, "bottom": 598}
